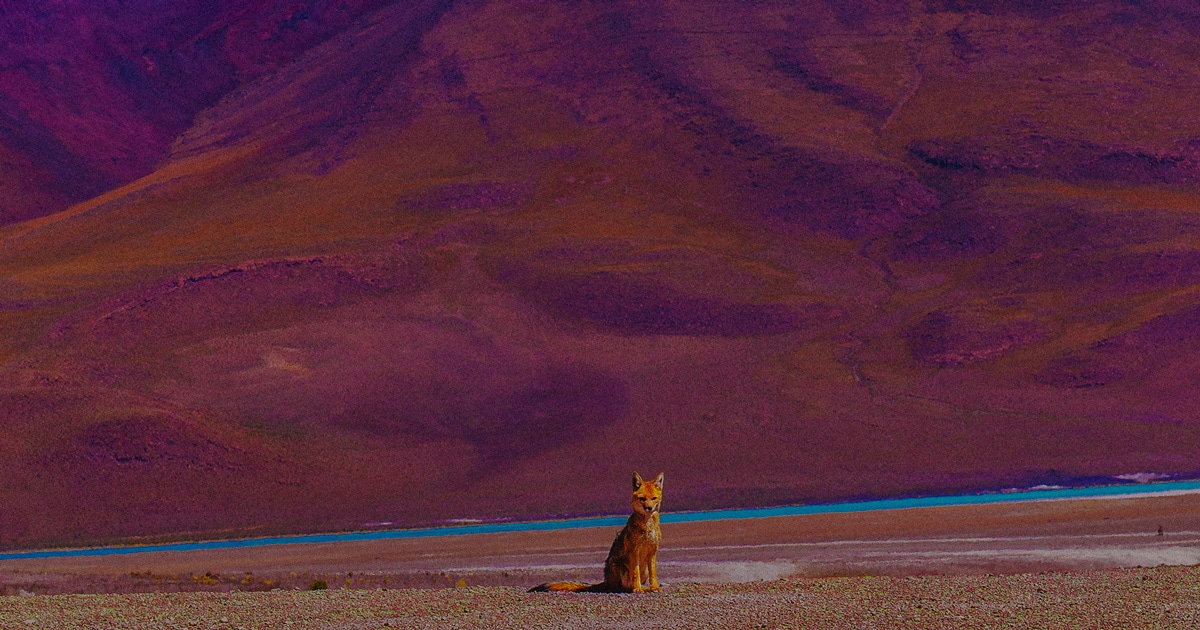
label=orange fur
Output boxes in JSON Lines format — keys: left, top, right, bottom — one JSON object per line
{"left": 530, "top": 471, "right": 664, "bottom": 593}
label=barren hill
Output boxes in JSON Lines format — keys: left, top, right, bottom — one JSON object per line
{"left": 4, "top": 0, "right": 1200, "bottom": 549}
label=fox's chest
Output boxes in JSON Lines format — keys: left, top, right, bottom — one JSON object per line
{"left": 621, "top": 523, "right": 660, "bottom": 547}
{"left": 634, "top": 524, "right": 661, "bottom": 549}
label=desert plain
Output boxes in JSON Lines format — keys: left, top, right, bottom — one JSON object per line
{"left": 3, "top": 490, "right": 1200, "bottom": 627}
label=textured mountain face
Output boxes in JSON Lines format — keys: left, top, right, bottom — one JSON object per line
{"left": 4, "top": 0, "right": 1200, "bottom": 548}
{"left": 0, "top": 0, "right": 395, "bottom": 224}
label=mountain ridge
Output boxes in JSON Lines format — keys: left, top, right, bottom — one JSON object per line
{"left": 4, "top": 0, "right": 1200, "bottom": 549}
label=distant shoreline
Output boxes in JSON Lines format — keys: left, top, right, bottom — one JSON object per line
{"left": 4, "top": 478, "right": 1199, "bottom": 562}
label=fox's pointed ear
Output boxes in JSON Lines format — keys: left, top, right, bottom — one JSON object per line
{"left": 632, "top": 471, "right": 644, "bottom": 489}
{"left": 653, "top": 472, "right": 664, "bottom": 490}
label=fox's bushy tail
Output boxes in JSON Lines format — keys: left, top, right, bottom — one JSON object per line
{"left": 528, "top": 581, "right": 609, "bottom": 593}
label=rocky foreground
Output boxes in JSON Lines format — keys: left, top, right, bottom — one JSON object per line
{"left": 1, "top": 565, "right": 1197, "bottom": 629}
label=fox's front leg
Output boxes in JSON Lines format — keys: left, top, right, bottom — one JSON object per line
{"left": 649, "top": 555, "right": 659, "bottom": 591}
{"left": 631, "top": 561, "right": 644, "bottom": 593}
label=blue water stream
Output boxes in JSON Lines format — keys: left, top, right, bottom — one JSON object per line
{"left": 4, "top": 479, "right": 1198, "bottom": 561}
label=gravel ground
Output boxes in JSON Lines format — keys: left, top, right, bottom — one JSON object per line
{"left": 1, "top": 565, "right": 1199, "bottom": 629}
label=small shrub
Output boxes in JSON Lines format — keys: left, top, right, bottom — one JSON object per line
{"left": 194, "top": 572, "right": 219, "bottom": 586}
{"left": 309, "top": 579, "right": 328, "bottom": 590}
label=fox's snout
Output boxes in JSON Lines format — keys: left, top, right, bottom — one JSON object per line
{"left": 636, "top": 496, "right": 659, "bottom": 514}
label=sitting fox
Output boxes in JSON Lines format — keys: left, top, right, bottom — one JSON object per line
{"left": 530, "top": 471, "right": 664, "bottom": 593}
